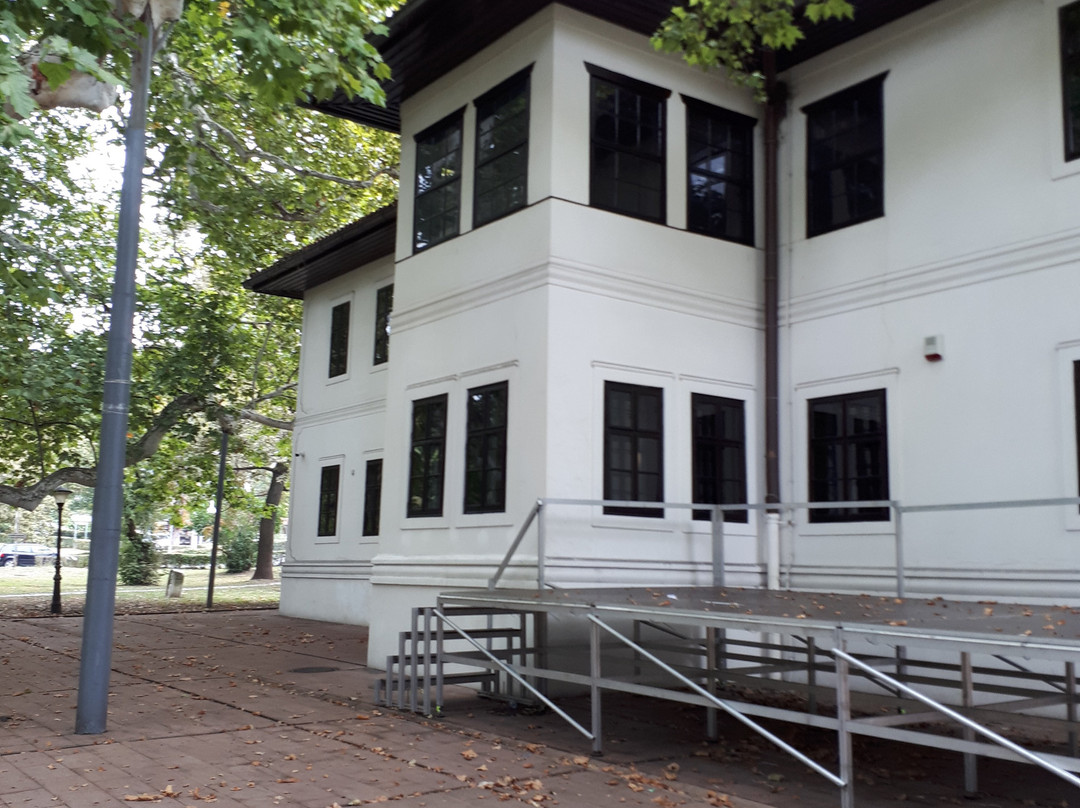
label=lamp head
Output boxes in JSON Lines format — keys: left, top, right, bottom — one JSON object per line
{"left": 52, "top": 488, "right": 73, "bottom": 507}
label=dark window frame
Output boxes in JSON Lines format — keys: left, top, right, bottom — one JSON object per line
{"left": 363, "top": 459, "right": 383, "bottom": 537}
{"left": 808, "top": 389, "right": 890, "bottom": 523}
{"left": 407, "top": 394, "right": 448, "bottom": 518}
{"left": 691, "top": 394, "right": 748, "bottom": 523}
{"left": 587, "top": 63, "right": 670, "bottom": 224}
{"left": 317, "top": 464, "right": 341, "bottom": 537}
{"left": 373, "top": 284, "right": 393, "bottom": 366}
{"left": 1062, "top": 1, "right": 1080, "bottom": 162}
{"left": 1074, "top": 360, "right": 1080, "bottom": 511}
{"left": 604, "top": 381, "right": 664, "bottom": 518}
{"left": 474, "top": 66, "right": 532, "bottom": 228}
{"left": 683, "top": 96, "right": 756, "bottom": 246}
{"left": 464, "top": 381, "right": 509, "bottom": 514}
{"left": 328, "top": 301, "right": 350, "bottom": 378}
{"left": 804, "top": 74, "right": 886, "bottom": 237}
{"left": 414, "top": 108, "right": 465, "bottom": 252}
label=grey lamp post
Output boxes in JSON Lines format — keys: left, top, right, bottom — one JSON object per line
{"left": 51, "top": 488, "right": 72, "bottom": 615}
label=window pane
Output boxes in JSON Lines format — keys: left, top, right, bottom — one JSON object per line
{"left": 692, "top": 394, "right": 747, "bottom": 522}
{"left": 463, "top": 382, "right": 508, "bottom": 513}
{"left": 328, "top": 302, "right": 350, "bottom": 378}
{"left": 685, "top": 102, "right": 755, "bottom": 244}
{"left": 374, "top": 285, "right": 393, "bottom": 366}
{"left": 317, "top": 465, "right": 341, "bottom": 537}
{"left": 806, "top": 76, "right": 885, "bottom": 236}
{"left": 589, "top": 70, "right": 666, "bottom": 223}
{"left": 604, "top": 381, "right": 664, "bottom": 517}
{"left": 475, "top": 71, "right": 530, "bottom": 227}
{"left": 408, "top": 396, "right": 447, "bottom": 517}
{"left": 362, "top": 459, "right": 382, "bottom": 537}
{"left": 414, "top": 113, "right": 463, "bottom": 250}
{"left": 808, "top": 390, "right": 889, "bottom": 522}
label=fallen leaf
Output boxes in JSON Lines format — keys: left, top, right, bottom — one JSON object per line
{"left": 123, "top": 796, "right": 161, "bottom": 803}
{"left": 462, "top": 749, "right": 479, "bottom": 761}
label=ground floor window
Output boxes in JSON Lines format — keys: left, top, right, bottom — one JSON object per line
{"left": 317, "top": 464, "right": 341, "bottom": 536}
{"left": 808, "top": 389, "right": 889, "bottom": 522}
{"left": 464, "top": 381, "right": 508, "bottom": 513}
{"left": 691, "top": 394, "right": 747, "bottom": 522}
{"left": 408, "top": 395, "right": 448, "bottom": 517}
{"left": 604, "top": 381, "right": 663, "bottom": 517}
{"left": 363, "top": 459, "right": 382, "bottom": 536}
{"left": 1074, "top": 360, "right": 1080, "bottom": 509}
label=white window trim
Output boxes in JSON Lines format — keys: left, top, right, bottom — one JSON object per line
{"left": 315, "top": 454, "right": 346, "bottom": 545}
{"left": 326, "top": 292, "right": 354, "bottom": 386}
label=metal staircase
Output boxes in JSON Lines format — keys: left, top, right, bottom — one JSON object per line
{"left": 375, "top": 604, "right": 538, "bottom": 715}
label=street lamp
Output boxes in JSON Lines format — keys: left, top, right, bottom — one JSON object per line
{"left": 51, "top": 488, "right": 72, "bottom": 615}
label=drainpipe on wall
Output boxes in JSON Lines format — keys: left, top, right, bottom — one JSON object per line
{"left": 763, "top": 50, "right": 786, "bottom": 591}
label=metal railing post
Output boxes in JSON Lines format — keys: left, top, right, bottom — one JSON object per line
{"left": 711, "top": 506, "right": 725, "bottom": 588}
{"left": 537, "top": 499, "right": 546, "bottom": 591}
{"left": 894, "top": 501, "right": 905, "bottom": 598}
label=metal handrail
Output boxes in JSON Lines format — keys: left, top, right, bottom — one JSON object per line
{"left": 491, "top": 495, "right": 1080, "bottom": 598}
{"left": 834, "top": 647, "right": 1080, "bottom": 789}
{"left": 588, "top": 614, "right": 845, "bottom": 787}
{"left": 432, "top": 607, "right": 593, "bottom": 740}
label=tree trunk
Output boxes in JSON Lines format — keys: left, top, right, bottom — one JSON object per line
{"left": 251, "top": 461, "right": 287, "bottom": 580}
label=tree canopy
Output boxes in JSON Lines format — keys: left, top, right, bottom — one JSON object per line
{"left": 652, "top": 0, "right": 854, "bottom": 95}
{"left": 0, "top": 1, "right": 400, "bottom": 523}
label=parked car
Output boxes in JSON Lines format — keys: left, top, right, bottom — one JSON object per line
{"left": 0, "top": 543, "right": 57, "bottom": 567}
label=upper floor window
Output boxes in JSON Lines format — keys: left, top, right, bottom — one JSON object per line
{"left": 805, "top": 75, "right": 886, "bottom": 237}
{"left": 328, "top": 301, "right": 350, "bottom": 378}
{"left": 685, "top": 98, "right": 755, "bottom": 245}
{"left": 414, "top": 110, "right": 464, "bottom": 251}
{"left": 363, "top": 459, "right": 383, "bottom": 536}
{"left": 474, "top": 67, "right": 531, "bottom": 227}
{"left": 407, "top": 394, "right": 447, "bottom": 517}
{"left": 691, "top": 394, "right": 747, "bottom": 523}
{"left": 317, "top": 464, "right": 341, "bottom": 537}
{"left": 604, "top": 381, "right": 664, "bottom": 517}
{"left": 374, "top": 284, "right": 393, "bottom": 366}
{"left": 587, "top": 64, "right": 669, "bottom": 224}
{"left": 808, "top": 389, "right": 889, "bottom": 523}
{"left": 1062, "top": 1, "right": 1080, "bottom": 161}
{"left": 464, "top": 381, "right": 508, "bottom": 513}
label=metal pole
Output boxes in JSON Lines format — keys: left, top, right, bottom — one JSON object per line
{"left": 76, "top": 14, "right": 156, "bottom": 736}
{"left": 50, "top": 500, "right": 65, "bottom": 614}
{"left": 711, "top": 507, "right": 725, "bottom": 588}
{"left": 206, "top": 429, "right": 228, "bottom": 609}
{"left": 894, "top": 502, "right": 905, "bottom": 598}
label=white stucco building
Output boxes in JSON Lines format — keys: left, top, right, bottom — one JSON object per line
{"left": 245, "top": 0, "right": 1080, "bottom": 667}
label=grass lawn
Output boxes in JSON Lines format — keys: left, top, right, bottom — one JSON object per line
{"left": 0, "top": 564, "right": 279, "bottom": 617}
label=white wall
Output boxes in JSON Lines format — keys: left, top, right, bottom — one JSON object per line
{"left": 777, "top": 0, "right": 1080, "bottom": 597}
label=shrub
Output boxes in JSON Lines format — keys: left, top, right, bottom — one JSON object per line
{"left": 118, "top": 534, "right": 159, "bottom": 585}
{"left": 221, "top": 533, "right": 257, "bottom": 573}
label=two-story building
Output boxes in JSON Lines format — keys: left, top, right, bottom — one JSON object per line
{"left": 245, "top": 0, "right": 1080, "bottom": 668}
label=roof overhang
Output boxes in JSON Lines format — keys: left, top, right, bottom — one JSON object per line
{"left": 243, "top": 203, "right": 397, "bottom": 299}
{"left": 311, "top": 0, "right": 944, "bottom": 133}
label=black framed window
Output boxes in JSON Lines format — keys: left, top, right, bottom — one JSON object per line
{"left": 588, "top": 64, "right": 669, "bottom": 223}
{"left": 1074, "top": 360, "right": 1080, "bottom": 510}
{"left": 414, "top": 110, "right": 464, "bottom": 251}
{"left": 408, "top": 394, "right": 447, "bottom": 517}
{"left": 464, "top": 382, "right": 508, "bottom": 513}
{"left": 1062, "top": 2, "right": 1080, "bottom": 161}
{"left": 317, "top": 464, "right": 341, "bottom": 537}
{"left": 328, "top": 301, "right": 350, "bottom": 378}
{"left": 373, "top": 284, "right": 393, "bottom": 365}
{"left": 474, "top": 67, "right": 531, "bottom": 227}
{"left": 805, "top": 75, "right": 885, "bottom": 237}
{"left": 808, "top": 389, "right": 889, "bottom": 523}
{"left": 685, "top": 98, "right": 755, "bottom": 245}
{"left": 362, "top": 459, "right": 382, "bottom": 537}
{"left": 604, "top": 382, "right": 663, "bottom": 517}
{"left": 692, "top": 394, "right": 747, "bottom": 523}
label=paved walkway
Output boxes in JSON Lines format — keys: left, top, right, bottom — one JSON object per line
{"left": 0, "top": 610, "right": 779, "bottom": 808}
{"left": 0, "top": 611, "right": 1072, "bottom": 807}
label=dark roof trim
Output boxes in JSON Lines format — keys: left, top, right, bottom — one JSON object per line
{"left": 244, "top": 203, "right": 398, "bottom": 299}
{"left": 310, "top": 0, "right": 943, "bottom": 133}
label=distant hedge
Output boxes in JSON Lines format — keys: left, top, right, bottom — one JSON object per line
{"left": 159, "top": 552, "right": 215, "bottom": 568}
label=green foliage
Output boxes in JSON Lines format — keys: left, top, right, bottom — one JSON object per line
{"left": 0, "top": 1, "right": 397, "bottom": 145}
{"left": 220, "top": 530, "right": 256, "bottom": 573}
{"left": 0, "top": 0, "right": 399, "bottom": 521}
{"left": 118, "top": 533, "right": 159, "bottom": 585}
{"left": 652, "top": 0, "right": 855, "bottom": 97}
